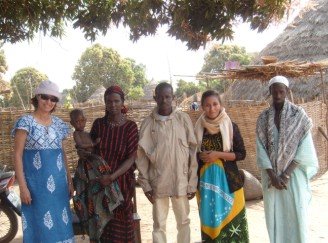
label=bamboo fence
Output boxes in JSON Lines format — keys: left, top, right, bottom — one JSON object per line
{"left": 185, "top": 100, "right": 328, "bottom": 179}
{"left": 1, "top": 101, "right": 327, "bottom": 179}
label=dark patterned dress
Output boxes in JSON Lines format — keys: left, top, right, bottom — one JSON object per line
{"left": 198, "top": 123, "right": 249, "bottom": 243}
{"left": 90, "top": 117, "right": 138, "bottom": 243}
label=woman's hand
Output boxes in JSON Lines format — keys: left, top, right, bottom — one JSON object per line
{"left": 99, "top": 174, "right": 113, "bottom": 186}
{"left": 199, "top": 151, "right": 219, "bottom": 163}
{"left": 94, "top": 137, "right": 101, "bottom": 145}
{"left": 145, "top": 190, "right": 155, "bottom": 204}
{"left": 68, "top": 181, "right": 74, "bottom": 198}
{"left": 19, "top": 185, "right": 32, "bottom": 205}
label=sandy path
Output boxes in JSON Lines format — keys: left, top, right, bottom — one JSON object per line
{"left": 11, "top": 172, "right": 328, "bottom": 242}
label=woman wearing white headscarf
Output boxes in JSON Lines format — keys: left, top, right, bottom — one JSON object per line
{"left": 12, "top": 80, "right": 74, "bottom": 242}
{"left": 256, "top": 76, "right": 318, "bottom": 243}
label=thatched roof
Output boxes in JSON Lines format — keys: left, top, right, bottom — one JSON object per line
{"left": 85, "top": 86, "right": 106, "bottom": 104}
{"left": 225, "top": 0, "right": 328, "bottom": 102}
{"left": 257, "top": 0, "right": 328, "bottom": 62}
{"left": 198, "top": 60, "right": 328, "bottom": 82}
{"left": 179, "top": 92, "right": 202, "bottom": 108}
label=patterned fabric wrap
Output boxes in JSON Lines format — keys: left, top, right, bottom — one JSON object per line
{"left": 198, "top": 132, "right": 249, "bottom": 242}
{"left": 256, "top": 100, "right": 312, "bottom": 174}
{"left": 11, "top": 115, "right": 74, "bottom": 243}
{"left": 73, "top": 154, "right": 124, "bottom": 241}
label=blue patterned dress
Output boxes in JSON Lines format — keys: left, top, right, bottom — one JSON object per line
{"left": 12, "top": 114, "right": 74, "bottom": 243}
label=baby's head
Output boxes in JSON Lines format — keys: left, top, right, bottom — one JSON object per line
{"left": 70, "top": 109, "right": 86, "bottom": 131}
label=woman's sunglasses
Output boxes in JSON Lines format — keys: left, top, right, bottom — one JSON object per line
{"left": 39, "top": 94, "right": 59, "bottom": 103}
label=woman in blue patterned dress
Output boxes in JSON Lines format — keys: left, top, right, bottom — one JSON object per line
{"left": 12, "top": 80, "right": 75, "bottom": 242}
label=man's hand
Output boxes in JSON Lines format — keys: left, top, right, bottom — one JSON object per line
{"left": 279, "top": 173, "right": 290, "bottom": 188}
{"left": 269, "top": 173, "right": 287, "bottom": 190}
{"left": 187, "top": 192, "right": 195, "bottom": 200}
{"left": 145, "top": 190, "right": 155, "bottom": 204}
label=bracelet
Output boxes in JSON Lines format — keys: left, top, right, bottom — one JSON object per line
{"left": 282, "top": 173, "right": 290, "bottom": 179}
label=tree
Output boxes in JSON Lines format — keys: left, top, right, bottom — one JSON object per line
{"left": 0, "top": 0, "right": 291, "bottom": 49}
{"left": 0, "top": 47, "right": 10, "bottom": 107}
{"left": 126, "top": 58, "right": 148, "bottom": 88}
{"left": 127, "top": 86, "right": 144, "bottom": 100}
{"left": 201, "top": 44, "right": 253, "bottom": 72}
{"left": 0, "top": 46, "right": 7, "bottom": 80}
{"left": 199, "top": 44, "right": 253, "bottom": 92}
{"left": 72, "top": 44, "right": 148, "bottom": 102}
{"left": 10, "top": 67, "right": 47, "bottom": 109}
{"left": 175, "top": 79, "right": 202, "bottom": 98}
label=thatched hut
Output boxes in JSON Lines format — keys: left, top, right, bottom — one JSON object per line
{"left": 191, "top": 0, "right": 328, "bottom": 177}
{"left": 84, "top": 86, "right": 106, "bottom": 105}
{"left": 226, "top": 0, "right": 328, "bottom": 102}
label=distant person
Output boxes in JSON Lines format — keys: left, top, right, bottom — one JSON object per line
{"left": 90, "top": 85, "right": 138, "bottom": 242}
{"left": 194, "top": 90, "right": 249, "bottom": 242}
{"left": 256, "top": 76, "right": 318, "bottom": 243}
{"left": 137, "top": 82, "right": 198, "bottom": 243}
{"left": 70, "top": 109, "right": 123, "bottom": 242}
{"left": 12, "top": 80, "right": 74, "bottom": 242}
{"left": 191, "top": 101, "right": 199, "bottom": 111}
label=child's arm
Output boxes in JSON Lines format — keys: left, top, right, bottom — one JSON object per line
{"left": 73, "top": 132, "right": 94, "bottom": 149}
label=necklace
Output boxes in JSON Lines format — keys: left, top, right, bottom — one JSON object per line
{"left": 108, "top": 115, "right": 125, "bottom": 128}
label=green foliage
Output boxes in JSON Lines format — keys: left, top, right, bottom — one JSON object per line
{"left": 126, "top": 58, "right": 148, "bottom": 88}
{"left": 175, "top": 79, "right": 203, "bottom": 98}
{"left": 199, "top": 79, "right": 230, "bottom": 94}
{"left": 199, "top": 44, "right": 253, "bottom": 92}
{"left": 72, "top": 44, "right": 148, "bottom": 102}
{"left": 201, "top": 44, "right": 253, "bottom": 72}
{"left": 0, "top": 0, "right": 290, "bottom": 49}
{"left": 0, "top": 46, "right": 10, "bottom": 107}
{"left": 10, "top": 67, "right": 47, "bottom": 109}
{"left": 61, "top": 89, "right": 74, "bottom": 109}
{"left": 127, "top": 86, "right": 145, "bottom": 100}
{"left": 0, "top": 46, "right": 8, "bottom": 82}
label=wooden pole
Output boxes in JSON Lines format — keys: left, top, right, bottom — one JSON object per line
{"left": 320, "top": 70, "right": 328, "bottom": 135}
{"left": 133, "top": 172, "right": 142, "bottom": 243}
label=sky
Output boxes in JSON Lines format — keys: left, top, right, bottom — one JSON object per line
{"left": 2, "top": 21, "right": 288, "bottom": 91}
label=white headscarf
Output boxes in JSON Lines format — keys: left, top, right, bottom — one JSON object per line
{"left": 268, "top": 76, "right": 289, "bottom": 88}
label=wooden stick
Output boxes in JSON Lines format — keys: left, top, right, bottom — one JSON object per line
{"left": 318, "top": 126, "right": 328, "bottom": 142}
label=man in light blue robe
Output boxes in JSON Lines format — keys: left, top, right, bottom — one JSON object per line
{"left": 256, "top": 76, "right": 318, "bottom": 243}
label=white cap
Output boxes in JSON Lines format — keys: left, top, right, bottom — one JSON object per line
{"left": 268, "top": 75, "right": 289, "bottom": 88}
{"left": 34, "top": 80, "right": 62, "bottom": 100}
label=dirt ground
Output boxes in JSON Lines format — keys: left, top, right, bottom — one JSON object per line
{"left": 11, "top": 171, "right": 328, "bottom": 243}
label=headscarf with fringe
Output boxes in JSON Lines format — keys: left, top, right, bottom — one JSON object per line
{"left": 195, "top": 108, "right": 233, "bottom": 152}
